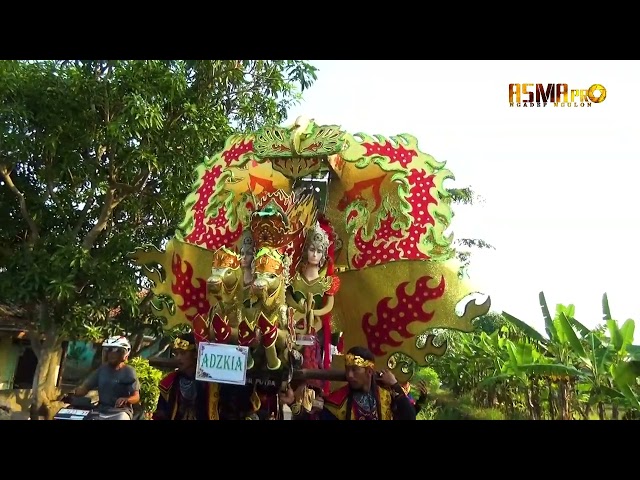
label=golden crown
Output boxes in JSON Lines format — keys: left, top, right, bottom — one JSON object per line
{"left": 212, "top": 247, "right": 241, "bottom": 270}
{"left": 344, "top": 353, "right": 375, "bottom": 369}
{"left": 250, "top": 216, "right": 293, "bottom": 250}
{"left": 173, "top": 338, "right": 196, "bottom": 351}
{"left": 306, "top": 221, "right": 330, "bottom": 253}
{"left": 254, "top": 251, "right": 285, "bottom": 276}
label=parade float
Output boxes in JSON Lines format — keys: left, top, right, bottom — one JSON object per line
{"left": 130, "top": 116, "right": 491, "bottom": 403}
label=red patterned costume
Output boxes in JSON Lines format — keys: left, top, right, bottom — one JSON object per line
{"left": 153, "top": 370, "right": 220, "bottom": 420}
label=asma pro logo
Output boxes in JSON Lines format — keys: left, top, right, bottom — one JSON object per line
{"left": 509, "top": 83, "right": 606, "bottom": 108}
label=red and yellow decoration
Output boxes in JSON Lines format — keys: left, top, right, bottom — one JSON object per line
{"left": 130, "top": 116, "right": 490, "bottom": 380}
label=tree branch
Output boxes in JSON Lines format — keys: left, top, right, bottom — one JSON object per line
{"left": 71, "top": 185, "right": 97, "bottom": 238}
{"left": 455, "top": 238, "right": 495, "bottom": 250}
{"left": 110, "top": 163, "right": 151, "bottom": 195}
{"left": 81, "top": 188, "right": 120, "bottom": 250}
{"left": 43, "top": 159, "right": 63, "bottom": 209}
{"left": 0, "top": 165, "right": 40, "bottom": 245}
{"left": 138, "top": 289, "right": 155, "bottom": 311}
{"left": 81, "top": 146, "right": 108, "bottom": 175}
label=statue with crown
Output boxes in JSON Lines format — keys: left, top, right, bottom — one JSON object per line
{"left": 130, "top": 115, "right": 491, "bottom": 419}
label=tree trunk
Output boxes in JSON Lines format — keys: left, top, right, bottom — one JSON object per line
{"left": 558, "top": 380, "right": 570, "bottom": 420}
{"left": 29, "top": 328, "right": 62, "bottom": 420}
{"left": 530, "top": 378, "right": 542, "bottom": 420}
{"left": 567, "top": 378, "right": 576, "bottom": 420}
{"left": 57, "top": 340, "right": 69, "bottom": 386}
{"left": 525, "top": 385, "right": 537, "bottom": 420}
{"left": 488, "top": 386, "right": 497, "bottom": 407}
{"left": 597, "top": 402, "right": 605, "bottom": 420}
{"left": 612, "top": 403, "right": 619, "bottom": 420}
{"left": 573, "top": 399, "right": 588, "bottom": 420}
{"left": 547, "top": 379, "right": 557, "bottom": 420}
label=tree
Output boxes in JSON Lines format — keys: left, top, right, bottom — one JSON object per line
{"left": 447, "top": 186, "right": 495, "bottom": 278}
{"left": 0, "top": 60, "right": 318, "bottom": 419}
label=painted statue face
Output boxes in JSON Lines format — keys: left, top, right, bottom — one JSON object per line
{"left": 306, "top": 242, "right": 323, "bottom": 267}
{"left": 240, "top": 248, "right": 254, "bottom": 269}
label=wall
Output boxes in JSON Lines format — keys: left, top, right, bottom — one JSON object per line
{"left": 65, "top": 341, "right": 97, "bottom": 369}
{"left": 62, "top": 341, "right": 97, "bottom": 384}
{"left": 0, "top": 335, "right": 20, "bottom": 390}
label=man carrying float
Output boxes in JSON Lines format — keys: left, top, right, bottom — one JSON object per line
{"left": 153, "top": 333, "right": 216, "bottom": 420}
{"left": 154, "top": 332, "right": 263, "bottom": 420}
{"left": 281, "top": 346, "right": 416, "bottom": 420}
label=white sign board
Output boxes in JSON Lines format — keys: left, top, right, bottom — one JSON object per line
{"left": 195, "top": 342, "right": 249, "bottom": 386}
{"left": 295, "top": 334, "right": 315, "bottom": 346}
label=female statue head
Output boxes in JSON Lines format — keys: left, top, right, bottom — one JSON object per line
{"left": 303, "top": 221, "right": 330, "bottom": 270}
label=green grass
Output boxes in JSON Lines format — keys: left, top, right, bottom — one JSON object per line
{"left": 417, "top": 389, "right": 637, "bottom": 420}
{"left": 417, "top": 390, "right": 509, "bottom": 420}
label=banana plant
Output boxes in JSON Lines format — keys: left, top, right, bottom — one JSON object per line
{"left": 573, "top": 325, "right": 624, "bottom": 419}
{"left": 567, "top": 293, "right": 639, "bottom": 416}
{"left": 602, "top": 294, "right": 640, "bottom": 411}
{"left": 478, "top": 334, "right": 583, "bottom": 419}
{"left": 503, "top": 293, "right": 593, "bottom": 418}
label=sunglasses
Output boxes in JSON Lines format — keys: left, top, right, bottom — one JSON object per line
{"left": 104, "top": 347, "right": 125, "bottom": 353}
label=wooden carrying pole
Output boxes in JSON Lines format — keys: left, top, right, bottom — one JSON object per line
{"left": 147, "top": 357, "right": 349, "bottom": 382}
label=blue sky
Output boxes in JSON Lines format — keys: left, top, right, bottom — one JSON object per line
{"left": 285, "top": 60, "right": 639, "bottom": 339}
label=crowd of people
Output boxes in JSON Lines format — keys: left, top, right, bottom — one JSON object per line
{"left": 70, "top": 333, "right": 428, "bottom": 421}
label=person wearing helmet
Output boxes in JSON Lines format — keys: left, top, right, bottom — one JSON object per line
{"left": 72, "top": 335, "right": 141, "bottom": 420}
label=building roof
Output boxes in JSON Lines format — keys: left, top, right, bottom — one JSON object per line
{"left": 0, "top": 304, "right": 31, "bottom": 331}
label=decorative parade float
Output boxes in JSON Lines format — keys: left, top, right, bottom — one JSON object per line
{"left": 130, "top": 117, "right": 491, "bottom": 412}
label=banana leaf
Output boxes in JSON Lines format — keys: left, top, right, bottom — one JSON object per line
{"left": 612, "top": 360, "right": 640, "bottom": 410}
{"left": 556, "top": 312, "right": 588, "bottom": 362}
{"left": 517, "top": 363, "right": 586, "bottom": 378}
{"left": 478, "top": 373, "right": 513, "bottom": 388}
{"left": 539, "top": 291, "right": 558, "bottom": 341}
{"left": 602, "top": 293, "right": 612, "bottom": 321}
{"left": 502, "top": 311, "right": 546, "bottom": 343}
{"left": 567, "top": 315, "right": 591, "bottom": 337}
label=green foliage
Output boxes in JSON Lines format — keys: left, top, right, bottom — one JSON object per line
{"left": 419, "top": 391, "right": 508, "bottom": 420}
{"left": 127, "top": 356, "right": 163, "bottom": 417}
{"left": 0, "top": 60, "right": 318, "bottom": 341}
{"left": 473, "top": 313, "right": 506, "bottom": 335}
{"left": 447, "top": 185, "right": 494, "bottom": 278}
{"left": 413, "top": 366, "right": 440, "bottom": 394}
{"left": 425, "top": 292, "right": 640, "bottom": 420}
